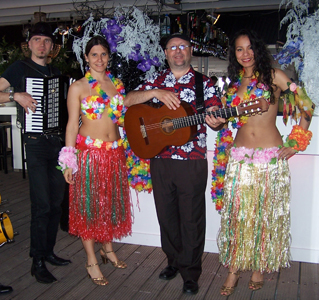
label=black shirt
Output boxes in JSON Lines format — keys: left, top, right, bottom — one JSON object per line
{"left": 1, "top": 58, "right": 60, "bottom": 92}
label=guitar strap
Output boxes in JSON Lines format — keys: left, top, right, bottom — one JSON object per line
{"left": 194, "top": 71, "right": 205, "bottom": 113}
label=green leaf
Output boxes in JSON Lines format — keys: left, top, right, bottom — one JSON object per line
{"left": 270, "top": 157, "right": 277, "bottom": 165}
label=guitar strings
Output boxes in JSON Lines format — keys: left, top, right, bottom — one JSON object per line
{"left": 140, "top": 101, "right": 262, "bottom": 131}
{"left": 141, "top": 111, "right": 216, "bottom": 131}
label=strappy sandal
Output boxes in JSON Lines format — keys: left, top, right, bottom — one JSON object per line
{"left": 85, "top": 262, "right": 108, "bottom": 286}
{"left": 249, "top": 279, "right": 264, "bottom": 290}
{"left": 100, "top": 249, "right": 127, "bottom": 269}
{"left": 220, "top": 271, "right": 240, "bottom": 296}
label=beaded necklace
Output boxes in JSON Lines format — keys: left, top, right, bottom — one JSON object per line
{"left": 223, "top": 69, "right": 271, "bottom": 129}
{"left": 83, "top": 71, "right": 126, "bottom": 125}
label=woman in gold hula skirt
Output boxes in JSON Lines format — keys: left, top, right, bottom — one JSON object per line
{"left": 217, "top": 29, "right": 314, "bottom": 296}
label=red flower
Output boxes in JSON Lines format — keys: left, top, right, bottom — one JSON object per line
{"left": 97, "top": 98, "right": 104, "bottom": 103}
{"left": 233, "top": 96, "right": 241, "bottom": 106}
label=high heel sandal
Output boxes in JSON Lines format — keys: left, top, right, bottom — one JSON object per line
{"left": 85, "top": 262, "right": 108, "bottom": 286}
{"left": 100, "top": 249, "right": 127, "bottom": 269}
{"left": 249, "top": 278, "right": 264, "bottom": 290}
{"left": 220, "top": 271, "right": 240, "bottom": 296}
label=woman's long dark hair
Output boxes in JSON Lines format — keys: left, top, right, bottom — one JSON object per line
{"left": 228, "top": 29, "right": 275, "bottom": 104}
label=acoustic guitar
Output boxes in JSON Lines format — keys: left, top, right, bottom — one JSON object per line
{"left": 124, "top": 98, "right": 269, "bottom": 159}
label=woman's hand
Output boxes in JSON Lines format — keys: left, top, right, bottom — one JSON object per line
{"left": 277, "top": 146, "right": 298, "bottom": 161}
{"left": 63, "top": 168, "right": 74, "bottom": 184}
{"left": 225, "top": 142, "right": 234, "bottom": 156}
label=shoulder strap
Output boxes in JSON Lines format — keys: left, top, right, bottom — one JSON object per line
{"left": 194, "top": 71, "right": 205, "bottom": 113}
{"left": 20, "top": 59, "right": 53, "bottom": 77}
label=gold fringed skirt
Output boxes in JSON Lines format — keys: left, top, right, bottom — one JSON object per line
{"left": 218, "top": 147, "right": 291, "bottom": 273}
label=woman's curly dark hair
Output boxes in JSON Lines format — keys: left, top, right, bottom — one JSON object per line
{"left": 228, "top": 29, "right": 275, "bottom": 104}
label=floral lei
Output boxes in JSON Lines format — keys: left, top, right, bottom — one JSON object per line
{"left": 84, "top": 71, "right": 152, "bottom": 194}
{"left": 211, "top": 128, "right": 233, "bottom": 213}
{"left": 122, "top": 133, "right": 153, "bottom": 194}
{"left": 84, "top": 71, "right": 126, "bottom": 126}
{"left": 223, "top": 69, "right": 271, "bottom": 129}
{"left": 212, "top": 70, "right": 271, "bottom": 213}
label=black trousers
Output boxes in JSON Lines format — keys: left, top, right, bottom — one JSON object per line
{"left": 24, "top": 134, "right": 66, "bottom": 259}
{"left": 150, "top": 158, "right": 207, "bottom": 282}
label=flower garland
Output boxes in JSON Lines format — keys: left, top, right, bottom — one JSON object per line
{"left": 122, "top": 132, "right": 153, "bottom": 194}
{"left": 84, "top": 70, "right": 126, "bottom": 126}
{"left": 284, "top": 124, "right": 312, "bottom": 152}
{"left": 57, "top": 146, "right": 79, "bottom": 174}
{"left": 71, "top": 6, "right": 165, "bottom": 80}
{"left": 222, "top": 70, "right": 271, "bottom": 129}
{"left": 281, "top": 81, "right": 314, "bottom": 125}
{"left": 231, "top": 146, "right": 279, "bottom": 164}
{"left": 83, "top": 70, "right": 152, "bottom": 193}
{"left": 212, "top": 70, "right": 271, "bottom": 213}
{"left": 211, "top": 128, "right": 233, "bottom": 213}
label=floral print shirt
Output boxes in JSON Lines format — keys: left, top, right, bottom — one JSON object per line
{"left": 135, "top": 67, "right": 221, "bottom": 160}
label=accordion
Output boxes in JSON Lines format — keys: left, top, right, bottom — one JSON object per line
{"left": 17, "top": 75, "right": 69, "bottom": 135}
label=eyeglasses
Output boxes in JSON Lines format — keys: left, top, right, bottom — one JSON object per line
{"left": 166, "top": 45, "right": 191, "bottom": 51}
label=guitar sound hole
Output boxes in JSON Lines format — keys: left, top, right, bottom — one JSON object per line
{"left": 161, "top": 118, "right": 174, "bottom": 134}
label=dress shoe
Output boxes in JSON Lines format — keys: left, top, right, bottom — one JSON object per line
{"left": 159, "top": 266, "right": 179, "bottom": 280}
{"left": 31, "top": 258, "right": 57, "bottom": 284}
{"left": 45, "top": 254, "right": 71, "bottom": 266}
{"left": 0, "top": 284, "right": 13, "bottom": 294}
{"left": 183, "top": 280, "right": 199, "bottom": 295}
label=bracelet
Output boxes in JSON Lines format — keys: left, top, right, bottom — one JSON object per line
{"left": 284, "top": 124, "right": 312, "bottom": 152}
{"left": 9, "top": 87, "right": 14, "bottom": 102}
{"left": 57, "top": 146, "right": 78, "bottom": 174}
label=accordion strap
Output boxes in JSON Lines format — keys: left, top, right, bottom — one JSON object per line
{"left": 20, "top": 59, "right": 53, "bottom": 78}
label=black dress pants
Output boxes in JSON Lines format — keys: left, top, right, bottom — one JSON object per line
{"left": 24, "top": 134, "right": 65, "bottom": 259}
{"left": 150, "top": 158, "right": 207, "bottom": 282}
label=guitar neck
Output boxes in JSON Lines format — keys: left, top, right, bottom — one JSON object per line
{"left": 173, "top": 106, "right": 238, "bottom": 129}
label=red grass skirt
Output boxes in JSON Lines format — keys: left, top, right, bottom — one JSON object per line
{"left": 69, "top": 134, "right": 132, "bottom": 243}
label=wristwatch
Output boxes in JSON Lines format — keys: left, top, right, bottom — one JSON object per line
{"left": 9, "top": 87, "right": 14, "bottom": 102}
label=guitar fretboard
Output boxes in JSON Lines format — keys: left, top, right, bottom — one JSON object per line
{"left": 173, "top": 107, "right": 238, "bottom": 129}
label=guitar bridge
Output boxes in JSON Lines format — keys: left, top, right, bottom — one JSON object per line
{"left": 140, "top": 125, "right": 147, "bottom": 138}
{"left": 139, "top": 117, "right": 149, "bottom": 145}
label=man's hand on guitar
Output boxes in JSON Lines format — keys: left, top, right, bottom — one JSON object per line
{"left": 154, "top": 89, "right": 180, "bottom": 110}
{"left": 206, "top": 106, "right": 226, "bottom": 130}
{"left": 15, "top": 92, "right": 38, "bottom": 114}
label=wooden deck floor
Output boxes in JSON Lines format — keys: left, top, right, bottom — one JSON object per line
{"left": 0, "top": 170, "right": 318, "bottom": 300}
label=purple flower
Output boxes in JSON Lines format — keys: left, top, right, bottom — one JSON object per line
{"left": 152, "top": 56, "right": 161, "bottom": 67}
{"left": 137, "top": 62, "right": 147, "bottom": 72}
{"left": 129, "top": 51, "right": 141, "bottom": 61}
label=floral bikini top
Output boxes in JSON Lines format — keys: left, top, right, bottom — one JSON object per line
{"left": 80, "top": 71, "right": 126, "bottom": 126}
